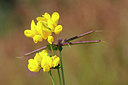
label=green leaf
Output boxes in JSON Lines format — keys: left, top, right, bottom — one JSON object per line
{"left": 47, "top": 44, "right": 58, "bottom": 51}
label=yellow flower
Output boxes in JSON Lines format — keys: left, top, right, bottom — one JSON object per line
{"left": 54, "top": 25, "right": 63, "bottom": 34}
{"left": 24, "top": 12, "right": 62, "bottom": 44}
{"left": 37, "top": 12, "right": 62, "bottom": 34}
{"left": 52, "top": 12, "right": 59, "bottom": 24}
{"left": 47, "top": 12, "right": 60, "bottom": 32}
{"left": 42, "top": 26, "right": 52, "bottom": 39}
{"left": 33, "top": 35, "right": 43, "bottom": 43}
{"left": 34, "top": 50, "right": 48, "bottom": 65}
{"left": 28, "top": 59, "right": 41, "bottom": 72}
{"left": 39, "top": 50, "right": 48, "bottom": 57}
{"left": 37, "top": 13, "right": 50, "bottom": 22}
{"left": 47, "top": 19, "right": 57, "bottom": 32}
{"left": 28, "top": 50, "right": 60, "bottom": 72}
{"left": 34, "top": 53, "right": 42, "bottom": 65}
{"left": 48, "top": 36, "right": 54, "bottom": 44}
{"left": 37, "top": 13, "right": 51, "bottom": 27}
{"left": 41, "top": 55, "right": 53, "bottom": 72}
{"left": 24, "top": 30, "right": 34, "bottom": 38}
{"left": 52, "top": 55, "right": 60, "bottom": 67}
{"left": 24, "top": 20, "right": 52, "bottom": 43}
{"left": 24, "top": 20, "right": 36, "bottom": 38}
{"left": 24, "top": 20, "right": 41, "bottom": 43}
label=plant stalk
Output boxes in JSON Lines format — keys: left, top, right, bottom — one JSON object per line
{"left": 50, "top": 44, "right": 55, "bottom": 55}
{"left": 49, "top": 70, "right": 55, "bottom": 85}
{"left": 50, "top": 44, "right": 62, "bottom": 85}
{"left": 57, "top": 69, "right": 62, "bottom": 85}
{"left": 24, "top": 40, "right": 100, "bottom": 56}
{"left": 65, "top": 30, "right": 95, "bottom": 42}
{"left": 59, "top": 50, "right": 65, "bottom": 85}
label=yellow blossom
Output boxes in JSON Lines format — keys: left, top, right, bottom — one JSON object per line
{"left": 39, "top": 12, "right": 50, "bottom": 22}
{"left": 48, "top": 36, "right": 54, "bottom": 44}
{"left": 54, "top": 25, "right": 63, "bottom": 34}
{"left": 47, "top": 12, "right": 62, "bottom": 34}
{"left": 24, "top": 20, "right": 41, "bottom": 43}
{"left": 24, "top": 30, "right": 33, "bottom": 38}
{"left": 37, "top": 13, "right": 50, "bottom": 26}
{"left": 41, "top": 55, "right": 53, "bottom": 72}
{"left": 39, "top": 50, "right": 48, "bottom": 57}
{"left": 24, "top": 12, "right": 62, "bottom": 44}
{"left": 24, "top": 20, "right": 36, "bottom": 38}
{"left": 28, "top": 59, "right": 41, "bottom": 72}
{"left": 52, "top": 12, "right": 59, "bottom": 24}
{"left": 28, "top": 50, "right": 60, "bottom": 73}
{"left": 47, "top": 12, "right": 59, "bottom": 32}
{"left": 34, "top": 50, "right": 48, "bottom": 65}
{"left": 42, "top": 12, "right": 51, "bottom": 21}
{"left": 33, "top": 35, "right": 43, "bottom": 43}
{"left": 31, "top": 20, "right": 38, "bottom": 34}
{"left": 42, "top": 26, "right": 52, "bottom": 39}
{"left": 24, "top": 20, "right": 52, "bottom": 43}
{"left": 52, "top": 55, "right": 60, "bottom": 67}
{"left": 34, "top": 53, "right": 42, "bottom": 65}
{"left": 37, "top": 12, "right": 62, "bottom": 34}
{"left": 47, "top": 19, "right": 57, "bottom": 32}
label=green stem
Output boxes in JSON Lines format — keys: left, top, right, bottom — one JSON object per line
{"left": 59, "top": 50, "right": 65, "bottom": 85}
{"left": 57, "top": 69, "right": 62, "bottom": 85}
{"left": 50, "top": 44, "right": 55, "bottom": 55}
{"left": 50, "top": 44, "right": 62, "bottom": 85}
{"left": 49, "top": 70, "right": 55, "bottom": 85}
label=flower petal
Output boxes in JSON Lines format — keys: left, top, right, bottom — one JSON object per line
{"left": 52, "top": 55, "right": 60, "bottom": 67}
{"left": 42, "top": 26, "right": 52, "bottom": 39}
{"left": 41, "top": 55, "right": 53, "bottom": 72}
{"left": 36, "top": 17, "right": 44, "bottom": 22}
{"left": 34, "top": 53, "right": 42, "bottom": 65}
{"left": 54, "top": 25, "right": 63, "bottom": 34}
{"left": 39, "top": 50, "right": 48, "bottom": 58}
{"left": 31, "top": 20, "right": 38, "bottom": 34}
{"left": 33, "top": 35, "right": 43, "bottom": 43}
{"left": 48, "top": 36, "right": 54, "bottom": 44}
{"left": 24, "top": 30, "right": 34, "bottom": 38}
{"left": 43, "top": 65, "right": 51, "bottom": 72}
{"left": 37, "top": 21, "right": 43, "bottom": 35}
{"left": 42, "top": 12, "right": 50, "bottom": 21}
{"left": 52, "top": 12, "right": 59, "bottom": 24}
{"left": 28, "top": 59, "right": 41, "bottom": 72}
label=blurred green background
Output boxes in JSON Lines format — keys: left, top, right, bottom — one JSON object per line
{"left": 0, "top": 0, "right": 128, "bottom": 85}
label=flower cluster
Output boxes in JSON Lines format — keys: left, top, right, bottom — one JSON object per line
{"left": 24, "top": 12, "right": 63, "bottom": 44}
{"left": 28, "top": 50, "right": 60, "bottom": 72}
